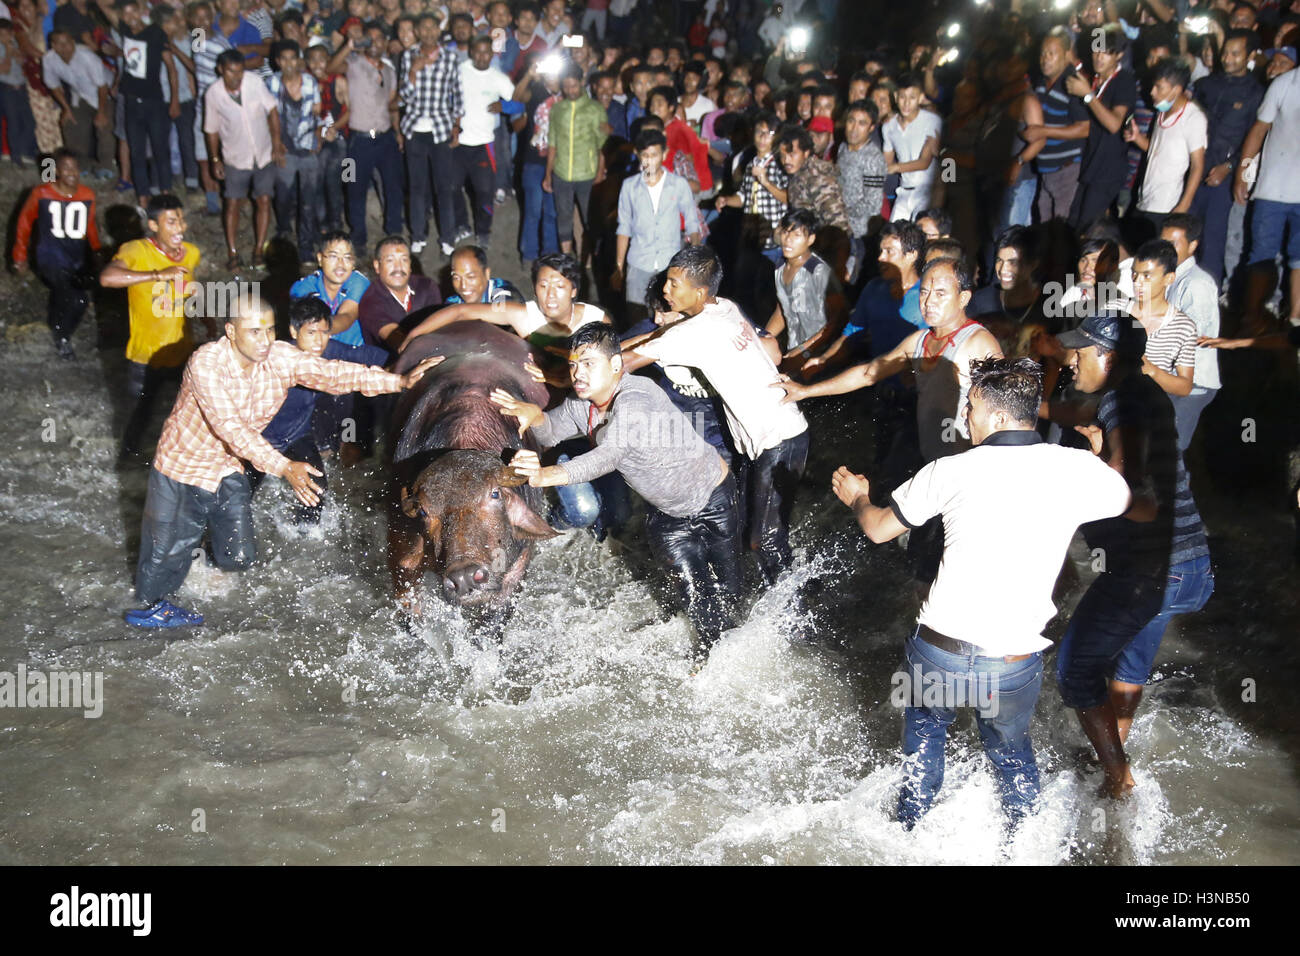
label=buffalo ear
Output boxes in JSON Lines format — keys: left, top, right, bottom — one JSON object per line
{"left": 505, "top": 491, "right": 559, "bottom": 539}
{"left": 400, "top": 486, "right": 422, "bottom": 518}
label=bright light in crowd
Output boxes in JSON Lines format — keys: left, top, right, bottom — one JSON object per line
{"left": 946, "top": 23, "right": 961, "bottom": 38}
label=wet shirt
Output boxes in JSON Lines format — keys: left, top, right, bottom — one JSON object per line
{"left": 116, "top": 238, "right": 201, "bottom": 368}
{"left": 634, "top": 297, "right": 809, "bottom": 459}
{"left": 774, "top": 254, "right": 837, "bottom": 347}
{"left": 155, "top": 339, "right": 401, "bottom": 492}
{"left": 911, "top": 319, "right": 988, "bottom": 462}
{"left": 890, "top": 431, "right": 1132, "bottom": 655}
{"left": 13, "top": 182, "right": 101, "bottom": 272}
{"left": 1082, "top": 372, "right": 1210, "bottom": 576}
{"left": 535, "top": 374, "right": 724, "bottom": 519}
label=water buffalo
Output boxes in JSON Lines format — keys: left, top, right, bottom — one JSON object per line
{"left": 388, "top": 322, "right": 558, "bottom": 620}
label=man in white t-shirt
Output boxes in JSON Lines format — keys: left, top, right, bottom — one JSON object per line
{"left": 1125, "top": 57, "right": 1206, "bottom": 229}
{"left": 831, "top": 356, "right": 1130, "bottom": 831}
{"left": 453, "top": 35, "right": 518, "bottom": 245}
{"left": 1235, "top": 54, "right": 1300, "bottom": 326}
{"left": 622, "top": 246, "right": 810, "bottom": 586}
{"left": 881, "top": 73, "right": 943, "bottom": 221}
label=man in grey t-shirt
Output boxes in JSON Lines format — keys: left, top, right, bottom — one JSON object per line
{"left": 493, "top": 323, "right": 743, "bottom": 658}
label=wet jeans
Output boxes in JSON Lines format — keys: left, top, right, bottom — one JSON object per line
{"left": 1056, "top": 554, "right": 1215, "bottom": 708}
{"left": 898, "top": 628, "right": 1044, "bottom": 830}
{"left": 646, "top": 472, "right": 744, "bottom": 651}
{"left": 552, "top": 446, "right": 631, "bottom": 534}
{"left": 136, "top": 468, "right": 257, "bottom": 604}
{"left": 738, "top": 430, "right": 809, "bottom": 584}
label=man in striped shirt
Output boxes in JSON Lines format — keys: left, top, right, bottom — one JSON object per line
{"left": 125, "top": 296, "right": 442, "bottom": 630}
{"left": 1025, "top": 27, "right": 1089, "bottom": 223}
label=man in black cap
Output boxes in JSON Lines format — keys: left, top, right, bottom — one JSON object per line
{"left": 832, "top": 356, "right": 1130, "bottom": 832}
{"left": 1053, "top": 312, "right": 1214, "bottom": 798}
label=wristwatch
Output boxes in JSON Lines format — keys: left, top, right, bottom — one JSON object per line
{"left": 1083, "top": 92, "right": 1096, "bottom": 105}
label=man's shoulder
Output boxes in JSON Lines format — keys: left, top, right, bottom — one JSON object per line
{"left": 290, "top": 271, "right": 323, "bottom": 296}
{"left": 343, "top": 270, "right": 371, "bottom": 295}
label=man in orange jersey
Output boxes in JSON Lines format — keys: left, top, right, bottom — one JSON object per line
{"left": 12, "top": 150, "right": 102, "bottom": 360}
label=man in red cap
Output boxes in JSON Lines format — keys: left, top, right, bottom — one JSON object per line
{"left": 809, "top": 115, "right": 835, "bottom": 161}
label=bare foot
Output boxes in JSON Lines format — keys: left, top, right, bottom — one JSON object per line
{"left": 1098, "top": 767, "right": 1136, "bottom": 799}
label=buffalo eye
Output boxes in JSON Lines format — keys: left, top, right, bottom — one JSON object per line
{"left": 489, "top": 489, "right": 501, "bottom": 499}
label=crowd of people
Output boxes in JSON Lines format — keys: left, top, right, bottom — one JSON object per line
{"left": 9, "top": 0, "right": 1300, "bottom": 834}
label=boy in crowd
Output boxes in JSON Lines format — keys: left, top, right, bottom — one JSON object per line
{"left": 268, "top": 40, "right": 322, "bottom": 266}
{"left": 251, "top": 296, "right": 389, "bottom": 523}
{"left": 766, "top": 208, "right": 848, "bottom": 378}
{"left": 13, "top": 150, "right": 102, "bottom": 359}
{"left": 881, "top": 72, "right": 942, "bottom": 221}
{"left": 613, "top": 129, "right": 700, "bottom": 321}
{"left": 545, "top": 62, "right": 610, "bottom": 257}
{"left": 836, "top": 98, "right": 887, "bottom": 283}
{"left": 99, "top": 194, "right": 203, "bottom": 459}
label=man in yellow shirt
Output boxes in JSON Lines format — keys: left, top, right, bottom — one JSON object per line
{"left": 100, "top": 194, "right": 203, "bottom": 459}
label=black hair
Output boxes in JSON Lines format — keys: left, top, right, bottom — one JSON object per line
{"left": 968, "top": 357, "right": 1044, "bottom": 427}
{"left": 752, "top": 109, "right": 780, "bottom": 132}
{"left": 452, "top": 243, "right": 490, "bottom": 270}
{"left": 1079, "top": 237, "right": 1118, "bottom": 260}
{"left": 895, "top": 70, "right": 924, "bottom": 92}
{"left": 776, "top": 125, "right": 814, "bottom": 155}
{"left": 470, "top": 33, "right": 494, "bottom": 50}
{"left": 779, "top": 207, "right": 820, "bottom": 235}
{"left": 1134, "top": 238, "right": 1179, "bottom": 275}
{"left": 146, "top": 193, "right": 183, "bottom": 221}
{"left": 921, "top": 256, "right": 975, "bottom": 293}
{"left": 1161, "top": 212, "right": 1203, "bottom": 244}
{"left": 517, "top": 2, "right": 540, "bottom": 18}
{"left": 845, "top": 98, "right": 879, "bottom": 124}
{"left": 813, "top": 84, "right": 837, "bottom": 104}
{"left": 1223, "top": 27, "right": 1260, "bottom": 51}
{"left": 533, "top": 252, "right": 582, "bottom": 290}
{"left": 634, "top": 128, "right": 668, "bottom": 152}
{"left": 567, "top": 322, "right": 621, "bottom": 359}
{"left": 648, "top": 84, "right": 678, "bottom": 109}
{"left": 150, "top": 3, "right": 176, "bottom": 25}
{"left": 288, "top": 295, "right": 333, "bottom": 333}
{"left": 994, "top": 224, "right": 1037, "bottom": 262}
{"left": 315, "top": 229, "right": 354, "bottom": 254}
{"left": 1093, "top": 21, "right": 1128, "bottom": 55}
{"left": 915, "top": 207, "right": 953, "bottom": 237}
{"left": 685, "top": 61, "right": 707, "bottom": 77}
{"left": 269, "top": 39, "right": 301, "bottom": 65}
{"left": 879, "top": 220, "right": 927, "bottom": 259}
{"left": 215, "top": 48, "right": 244, "bottom": 70}
{"left": 1150, "top": 55, "right": 1191, "bottom": 90}
{"left": 668, "top": 245, "right": 723, "bottom": 297}
{"left": 52, "top": 147, "right": 80, "bottom": 165}
{"left": 924, "top": 237, "right": 965, "bottom": 262}
{"left": 448, "top": 12, "right": 474, "bottom": 30}
{"left": 373, "top": 234, "right": 410, "bottom": 260}
{"left": 277, "top": 9, "right": 304, "bottom": 28}
{"left": 363, "top": 18, "right": 389, "bottom": 37}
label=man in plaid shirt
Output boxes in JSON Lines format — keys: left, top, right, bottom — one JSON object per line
{"left": 401, "top": 13, "right": 464, "bottom": 256}
{"left": 714, "top": 110, "right": 787, "bottom": 256}
{"left": 125, "top": 297, "right": 442, "bottom": 630}
{"left": 267, "top": 41, "right": 322, "bottom": 264}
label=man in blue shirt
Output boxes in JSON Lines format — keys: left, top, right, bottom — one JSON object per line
{"left": 250, "top": 297, "right": 389, "bottom": 521}
{"left": 289, "top": 231, "right": 372, "bottom": 459}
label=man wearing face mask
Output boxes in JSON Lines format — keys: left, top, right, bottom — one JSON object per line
{"left": 1125, "top": 57, "right": 1207, "bottom": 236}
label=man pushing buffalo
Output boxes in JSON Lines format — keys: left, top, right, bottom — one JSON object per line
{"left": 125, "top": 295, "right": 442, "bottom": 629}
{"left": 493, "top": 324, "right": 744, "bottom": 660}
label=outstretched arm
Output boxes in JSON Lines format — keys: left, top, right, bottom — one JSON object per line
{"left": 398, "top": 301, "right": 529, "bottom": 350}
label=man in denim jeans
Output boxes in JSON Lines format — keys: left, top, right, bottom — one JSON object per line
{"left": 832, "top": 357, "right": 1130, "bottom": 830}
{"left": 1054, "top": 313, "right": 1214, "bottom": 798}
